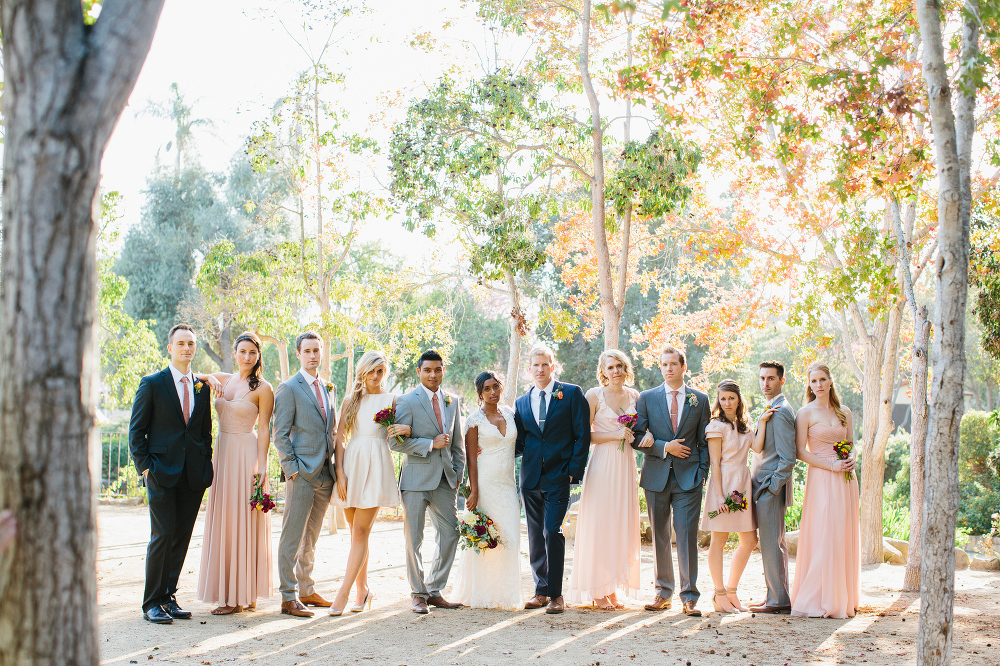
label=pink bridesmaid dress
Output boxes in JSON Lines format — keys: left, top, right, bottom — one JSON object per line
{"left": 790, "top": 422, "right": 860, "bottom": 618}
{"left": 197, "top": 384, "right": 272, "bottom": 607}
{"left": 699, "top": 420, "right": 756, "bottom": 533}
{"left": 567, "top": 388, "right": 641, "bottom": 604}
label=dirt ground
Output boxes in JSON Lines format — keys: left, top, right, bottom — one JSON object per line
{"left": 96, "top": 505, "right": 1000, "bottom": 666}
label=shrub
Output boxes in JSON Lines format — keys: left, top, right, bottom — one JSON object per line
{"left": 785, "top": 482, "right": 805, "bottom": 532}
{"left": 957, "top": 410, "right": 1000, "bottom": 535}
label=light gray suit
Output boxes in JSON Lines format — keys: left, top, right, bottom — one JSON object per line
{"left": 391, "top": 386, "right": 464, "bottom": 599}
{"left": 751, "top": 393, "right": 796, "bottom": 607}
{"left": 273, "top": 372, "right": 337, "bottom": 602}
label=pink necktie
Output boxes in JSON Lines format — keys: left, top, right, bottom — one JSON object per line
{"left": 180, "top": 376, "right": 191, "bottom": 425}
{"left": 670, "top": 390, "right": 679, "bottom": 433}
{"left": 313, "top": 379, "right": 327, "bottom": 422}
{"left": 432, "top": 393, "right": 444, "bottom": 432}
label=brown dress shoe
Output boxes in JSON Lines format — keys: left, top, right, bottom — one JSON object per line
{"left": 299, "top": 592, "right": 332, "bottom": 607}
{"left": 427, "top": 595, "right": 462, "bottom": 609}
{"left": 682, "top": 600, "right": 702, "bottom": 616}
{"left": 281, "top": 600, "right": 314, "bottom": 617}
{"left": 748, "top": 604, "right": 791, "bottom": 614}
{"left": 644, "top": 596, "right": 672, "bottom": 611}
{"left": 545, "top": 597, "right": 565, "bottom": 614}
{"left": 524, "top": 594, "right": 549, "bottom": 610}
{"left": 412, "top": 598, "right": 429, "bottom": 614}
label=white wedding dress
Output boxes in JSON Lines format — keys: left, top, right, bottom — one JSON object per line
{"left": 452, "top": 406, "right": 523, "bottom": 609}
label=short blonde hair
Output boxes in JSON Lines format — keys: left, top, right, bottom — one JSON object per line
{"left": 528, "top": 345, "right": 555, "bottom": 364}
{"left": 659, "top": 344, "right": 686, "bottom": 367}
{"left": 596, "top": 349, "right": 635, "bottom": 386}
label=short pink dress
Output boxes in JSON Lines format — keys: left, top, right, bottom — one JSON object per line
{"left": 790, "top": 422, "right": 860, "bottom": 618}
{"left": 567, "top": 388, "right": 641, "bottom": 604}
{"left": 700, "top": 420, "right": 756, "bottom": 533}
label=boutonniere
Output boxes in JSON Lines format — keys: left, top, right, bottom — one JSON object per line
{"left": 326, "top": 381, "right": 335, "bottom": 394}
{"left": 443, "top": 393, "right": 452, "bottom": 405}
{"left": 554, "top": 385, "right": 564, "bottom": 400}
{"left": 194, "top": 381, "right": 204, "bottom": 394}
{"left": 687, "top": 393, "right": 698, "bottom": 408}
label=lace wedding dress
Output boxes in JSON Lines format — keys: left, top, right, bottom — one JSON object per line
{"left": 452, "top": 406, "right": 523, "bottom": 609}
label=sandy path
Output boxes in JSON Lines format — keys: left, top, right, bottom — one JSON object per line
{"left": 96, "top": 506, "right": 1000, "bottom": 666}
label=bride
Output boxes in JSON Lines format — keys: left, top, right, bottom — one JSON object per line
{"left": 452, "top": 371, "right": 523, "bottom": 610}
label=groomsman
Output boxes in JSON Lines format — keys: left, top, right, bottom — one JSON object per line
{"left": 129, "top": 324, "right": 215, "bottom": 624}
{"left": 634, "top": 345, "right": 710, "bottom": 616}
{"left": 749, "top": 360, "right": 796, "bottom": 614}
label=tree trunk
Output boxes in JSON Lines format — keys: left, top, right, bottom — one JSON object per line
{"left": 258, "top": 333, "right": 290, "bottom": 383}
{"left": 504, "top": 269, "right": 523, "bottom": 405}
{"left": 0, "top": 2, "right": 165, "bottom": 664}
{"left": 219, "top": 319, "right": 233, "bottom": 374}
{"left": 578, "top": 0, "right": 619, "bottom": 351}
{"left": 915, "top": 2, "right": 976, "bottom": 664}
{"left": 905, "top": 309, "right": 931, "bottom": 591}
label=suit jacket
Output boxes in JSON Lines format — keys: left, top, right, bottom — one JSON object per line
{"left": 751, "top": 393, "right": 796, "bottom": 504}
{"left": 272, "top": 373, "right": 337, "bottom": 483}
{"left": 632, "top": 383, "right": 710, "bottom": 492}
{"left": 514, "top": 382, "right": 590, "bottom": 491}
{"left": 129, "top": 367, "right": 214, "bottom": 490}
{"left": 392, "top": 387, "right": 465, "bottom": 492}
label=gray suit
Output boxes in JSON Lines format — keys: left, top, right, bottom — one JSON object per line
{"left": 751, "top": 393, "right": 796, "bottom": 607}
{"left": 633, "top": 383, "right": 710, "bottom": 604}
{"left": 272, "top": 373, "right": 337, "bottom": 602}
{"left": 391, "top": 386, "right": 464, "bottom": 598}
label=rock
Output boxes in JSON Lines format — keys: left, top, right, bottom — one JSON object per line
{"left": 970, "top": 555, "right": 1000, "bottom": 571}
{"left": 955, "top": 547, "right": 970, "bottom": 570}
{"left": 698, "top": 530, "right": 712, "bottom": 548}
{"left": 883, "top": 540, "right": 906, "bottom": 565}
{"left": 885, "top": 537, "right": 909, "bottom": 559}
{"left": 640, "top": 522, "right": 653, "bottom": 544}
{"left": 786, "top": 530, "right": 799, "bottom": 557}
{"left": 562, "top": 510, "right": 579, "bottom": 540}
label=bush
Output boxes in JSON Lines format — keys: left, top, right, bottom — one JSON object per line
{"left": 785, "top": 482, "right": 805, "bottom": 531}
{"left": 957, "top": 411, "right": 1000, "bottom": 535}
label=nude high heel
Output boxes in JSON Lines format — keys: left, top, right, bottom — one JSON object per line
{"left": 350, "top": 589, "right": 373, "bottom": 612}
{"left": 726, "top": 586, "right": 746, "bottom": 612}
{"left": 713, "top": 589, "right": 737, "bottom": 613}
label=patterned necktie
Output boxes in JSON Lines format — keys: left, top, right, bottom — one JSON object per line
{"left": 538, "top": 390, "right": 547, "bottom": 427}
{"left": 180, "top": 376, "right": 191, "bottom": 425}
{"left": 670, "top": 390, "right": 679, "bottom": 433}
{"left": 432, "top": 393, "right": 444, "bottom": 432}
{"left": 312, "top": 379, "right": 327, "bottom": 422}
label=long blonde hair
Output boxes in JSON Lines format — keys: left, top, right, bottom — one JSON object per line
{"left": 341, "top": 350, "right": 389, "bottom": 439}
{"left": 805, "top": 362, "right": 847, "bottom": 426}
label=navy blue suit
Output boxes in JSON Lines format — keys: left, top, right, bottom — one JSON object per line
{"left": 514, "top": 382, "right": 590, "bottom": 599}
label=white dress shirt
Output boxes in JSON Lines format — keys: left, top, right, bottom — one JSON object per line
{"left": 298, "top": 367, "right": 330, "bottom": 416}
{"left": 665, "top": 382, "right": 687, "bottom": 425}
{"left": 168, "top": 363, "right": 196, "bottom": 413}
{"left": 530, "top": 378, "right": 557, "bottom": 426}
{"left": 767, "top": 393, "right": 784, "bottom": 408}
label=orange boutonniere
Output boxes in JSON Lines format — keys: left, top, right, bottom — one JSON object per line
{"left": 444, "top": 393, "right": 452, "bottom": 405}
{"left": 194, "top": 381, "right": 204, "bottom": 394}
{"left": 554, "top": 385, "right": 564, "bottom": 400}
{"left": 326, "top": 381, "right": 334, "bottom": 393}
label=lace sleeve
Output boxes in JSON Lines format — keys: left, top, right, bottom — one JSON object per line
{"left": 464, "top": 408, "right": 486, "bottom": 436}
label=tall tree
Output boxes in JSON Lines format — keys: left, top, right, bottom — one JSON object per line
{"left": 0, "top": 1, "right": 165, "bottom": 664}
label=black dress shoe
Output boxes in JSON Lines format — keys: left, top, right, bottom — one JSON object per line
{"left": 143, "top": 605, "right": 173, "bottom": 624}
{"left": 162, "top": 599, "right": 192, "bottom": 619}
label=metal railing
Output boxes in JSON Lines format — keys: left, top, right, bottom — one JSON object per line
{"left": 100, "top": 429, "right": 143, "bottom": 498}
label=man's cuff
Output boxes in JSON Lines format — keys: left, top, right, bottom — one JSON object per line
{"left": 426, "top": 439, "right": 435, "bottom": 455}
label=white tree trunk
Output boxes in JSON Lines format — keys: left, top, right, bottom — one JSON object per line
{"left": 915, "top": 1, "right": 977, "bottom": 664}
{"left": 503, "top": 269, "right": 523, "bottom": 406}
{"left": 905, "top": 310, "right": 931, "bottom": 591}
{"left": 0, "top": 2, "right": 165, "bottom": 664}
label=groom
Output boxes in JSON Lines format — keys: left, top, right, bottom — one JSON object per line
{"left": 749, "top": 360, "right": 796, "bottom": 614}
{"left": 392, "top": 350, "right": 465, "bottom": 614}
{"left": 514, "top": 346, "right": 590, "bottom": 614}
{"left": 129, "top": 324, "right": 214, "bottom": 624}
{"left": 634, "top": 345, "right": 710, "bottom": 616}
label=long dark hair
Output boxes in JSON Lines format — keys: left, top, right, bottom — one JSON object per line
{"left": 474, "top": 370, "right": 504, "bottom": 404}
{"left": 711, "top": 378, "right": 749, "bottom": 434}
{"left": 234, "top": 331, "right": 263, "bottom": 392}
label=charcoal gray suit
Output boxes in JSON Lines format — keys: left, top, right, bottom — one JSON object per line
{"left": 272, "top": 371, "right": 337, "bottom": 602}
{"left": 751, "top": 393, "right": 796, "bottom": 607}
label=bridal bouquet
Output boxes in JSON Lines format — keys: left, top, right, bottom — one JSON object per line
{"left": 832, "top": 439, "right": 855, "bottom": 482}
{"left": 374, "top": 406, "right": 403, "bottom": 444}
{"left": 617, "top": 412, "right": 638, "bottom": 451}
{"left": 457, "top": 509, "right": 503, "bottom": 553}
{"left": 708, "top": 490, "right": 748, "bottom": 519}
{"left": 249, "top": 474, "right": 276, "bottom": 513}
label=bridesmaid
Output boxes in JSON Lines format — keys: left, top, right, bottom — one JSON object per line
{"left": 700, "top": 379, "right": 759, "bottom": 613}
{"left": 328, "top": 351, "right": 407, "bottom": 616}
{"left": 567, "top": 350, "right": 641, "bottom": 610}
{"left": 789, "top": 362, "right": 860, "bottom": 619}
{"left": 197, "top": 332, "right": 274, "bottom": 614}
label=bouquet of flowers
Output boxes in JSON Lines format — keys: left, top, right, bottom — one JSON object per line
{"left": 457, "top": 508, "right": 503, "bottom": 553}
{"left": 374, "top": 406, "right": 403, "bottom": 444}
{"left": 617, "top": 412, "right": 638, "bottom": 451}
{"left": 708, "top": 490, "right": 748, "bottom": 519}
{"left": 832, "top": 439, "right": 854, "bottom": 482}
{"left": 249, "top": 473, "right": 276, "bottom": 513}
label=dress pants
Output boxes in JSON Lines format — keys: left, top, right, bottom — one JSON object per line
{"left": 646, "top": 468, "right": 703, "bottom": 604}
{"left": 401, "top": 475, "right": 459, "bottom": 599}
{"left": 278, "top": 471, "right": 334, "bottom": 602}
{"left": 522, "top": 478, "right": 570, "bottom": 599}
{"left": 753, "top": 478, "right": 791, "bottom": 607}
{"left": 143, "top": 467, "right": 205, "bottom": 611}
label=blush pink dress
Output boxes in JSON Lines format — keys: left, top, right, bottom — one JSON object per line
{"left": 197, "top": 383, "right": 272, "bottom": 607}
{"left": 567, "top": 388, "right": 641, "bottom": 604}
{"left": 700, "top": 420, "right": 756, "bottom": 533}
{"left": 790, "top": 422, "right": 860, "bottom": 618}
